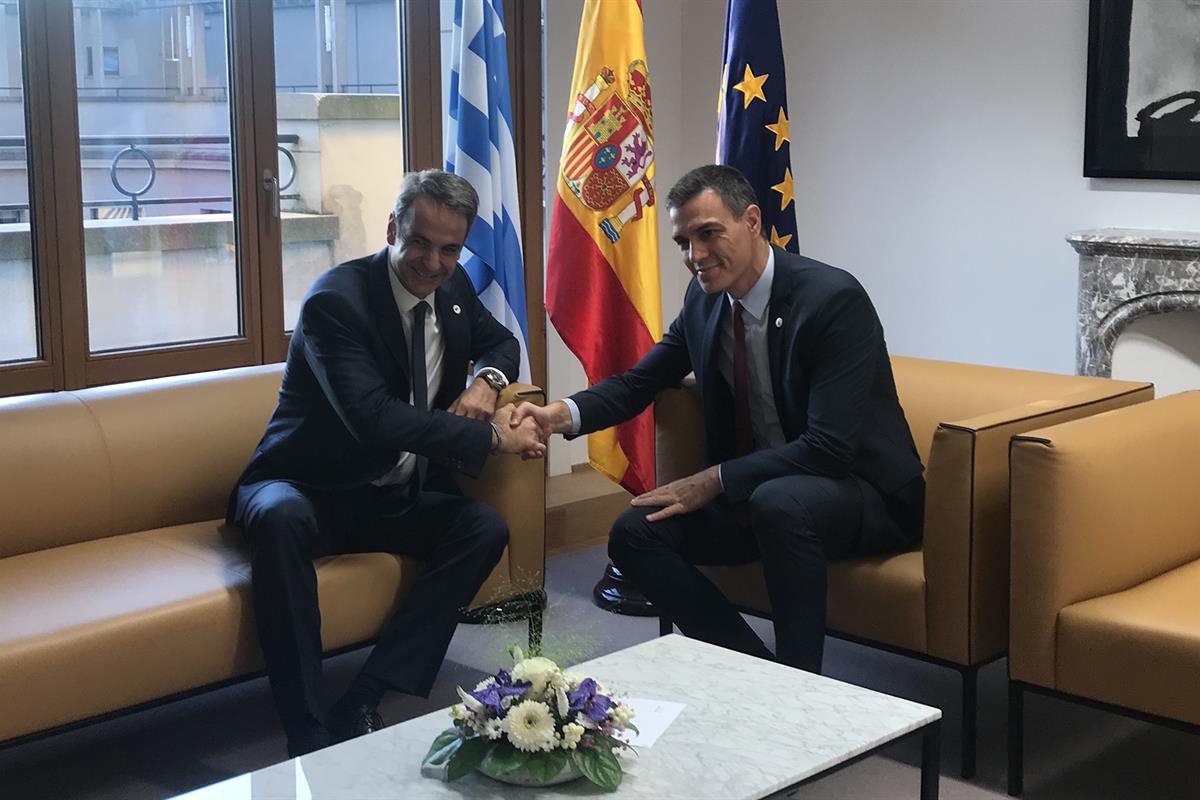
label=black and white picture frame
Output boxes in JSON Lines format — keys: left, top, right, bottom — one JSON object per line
{"left": 1084, "top": 0, "right": 1200, "bottom": 180}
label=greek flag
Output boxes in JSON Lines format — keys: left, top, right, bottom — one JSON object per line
{"left": 445, "top": 0, "right": 530, "bottom": 383}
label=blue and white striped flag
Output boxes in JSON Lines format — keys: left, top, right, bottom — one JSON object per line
{"left": 445, "top": 0, "right": 530, "bottom": 383}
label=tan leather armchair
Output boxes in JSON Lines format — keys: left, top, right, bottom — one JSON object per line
{"left": 1008, "top": 391, "right": 1200, "bottom": 795}
{"left": 0, "top": 364, "right": 545, "bottom": 747}
{"left": 654, "top": 355, "right": 1152, "bottom": 777}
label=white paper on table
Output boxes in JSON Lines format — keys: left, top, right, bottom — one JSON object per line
{"left": 616, "top": 697, "right": 686, "bottom": 749}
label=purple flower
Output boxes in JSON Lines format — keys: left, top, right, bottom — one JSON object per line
{"left": 568, "top": 678, "right": 614, "bottom": 723}
{"left": 469, "top": 670, "right": 530, "bottom": 716}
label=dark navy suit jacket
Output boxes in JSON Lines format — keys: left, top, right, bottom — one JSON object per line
{"left": 570, "top": 246, "right": 923, "bottom": 509}
{"left": 229, "top": 247, "right": 518, "bottom": 519}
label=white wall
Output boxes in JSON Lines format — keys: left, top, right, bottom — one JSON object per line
{"left": 543, "top": 0, "right": 1200, "bottom": 473}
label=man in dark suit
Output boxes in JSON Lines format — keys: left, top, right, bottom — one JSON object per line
{"left": 514, "top": 164, "right": 923, "bottom": 674}
{"left": 229, "top": 169, "right": 545, "bottom": 757}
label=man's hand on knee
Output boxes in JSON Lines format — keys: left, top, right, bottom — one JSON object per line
{"left": 630, "top": 466, "right": 722, "bottom": 522}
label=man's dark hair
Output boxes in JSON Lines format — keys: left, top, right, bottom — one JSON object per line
{"left": 394, "top": 169, "right": 479, "bottom": 233}
{"left": 665, "top": 164, "right": 760, "bottom": 220}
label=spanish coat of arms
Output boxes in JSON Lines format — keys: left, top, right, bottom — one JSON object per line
{"left": 561, "top": 60, "right": 655, "bottom": 244}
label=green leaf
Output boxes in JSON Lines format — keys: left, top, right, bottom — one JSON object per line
{"left": 482, "top": 740, "right": 529, "bottom": 776}
{"left": 524, "top": 749, "right": 569, "bottom": 784}
{"left": 446, "top": 737, "right": 494, "bottom": 782}
{"left": 423, "top": 729, "right": 462, "bottom": 766}
{"left": 624, "top": 722, "right": 640, "bottom": 735}
{"left": 573, "top": 747, "right": 623, "bottom": 792}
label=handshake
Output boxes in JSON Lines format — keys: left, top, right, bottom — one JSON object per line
{"left": 487, "top": 401, "right": 575, "bottom": 460}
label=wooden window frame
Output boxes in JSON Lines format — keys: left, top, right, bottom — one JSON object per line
{"left": 0, "top": 0, "right": 546, "bottom": 397}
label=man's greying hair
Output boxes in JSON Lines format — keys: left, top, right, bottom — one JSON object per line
{"left": 665, "top": 164, "right": 760, "bottom": 221}
{"left": 393, "top": 169, "right": 479, "bottom": 232}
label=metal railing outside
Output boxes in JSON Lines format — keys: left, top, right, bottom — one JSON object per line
{"left": 0, "top": 134, "right": 300, "bottom": 221}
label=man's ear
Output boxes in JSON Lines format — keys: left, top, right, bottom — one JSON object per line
{"left": 743, "top": 204, "right": 763, "bottom": 237}
{"left": 386, "top": 212, "right": 398, "bottom": 246}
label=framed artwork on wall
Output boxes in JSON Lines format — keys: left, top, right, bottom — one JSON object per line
{"left": 1084, "top": 0, "right": 1200, "bottom": 180}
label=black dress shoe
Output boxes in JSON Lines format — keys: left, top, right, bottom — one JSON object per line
{"left": 329, "top": 703, "right": 385, "bottom": 743}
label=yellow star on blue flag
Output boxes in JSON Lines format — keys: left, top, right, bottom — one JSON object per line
{"left": 716, "top": 0, "right": 798, "bottom": 252}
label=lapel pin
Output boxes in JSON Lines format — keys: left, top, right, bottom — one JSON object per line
{"left": 452, "top": 304, "right": 462, "bottom": 315}
{"left": 774, "top": 317, "right": 783, "bottom": 328}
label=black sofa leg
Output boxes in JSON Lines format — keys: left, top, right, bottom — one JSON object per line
{"left": 1008, "top": 680, "right": 1024, "bottom": 796}
{"left": 658, "top": 614, "right": 673, "bottom": 637}
{"left": 961, "top": 664, "right": 979, "bottom": 779}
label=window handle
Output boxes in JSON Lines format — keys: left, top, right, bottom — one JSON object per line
{"left": 262, "top": 168, "right": 279, "bottom": 220}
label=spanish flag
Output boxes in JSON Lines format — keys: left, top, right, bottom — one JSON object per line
{"left": 547, "top": 0, "right": 661, "bottom": 496}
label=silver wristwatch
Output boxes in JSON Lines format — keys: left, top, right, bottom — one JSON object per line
{"left": 477, "top": 366, "right": 509, "bottom": 392}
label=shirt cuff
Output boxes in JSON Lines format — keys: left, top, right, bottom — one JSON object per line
{"left": 562, "top": 398, "right": 582, "bottom": 435}
{"left": 473, "top": 365, "right": 509, "bottom": 388}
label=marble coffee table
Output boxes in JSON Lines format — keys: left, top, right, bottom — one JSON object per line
{"left": 174, "top": 634, "right": 941, "bottom": 799}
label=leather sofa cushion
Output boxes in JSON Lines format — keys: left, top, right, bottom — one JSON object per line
{"left": 76, "top": 365, "right": 283, "bottom": 538}
{"left": 699, "top": 549, "right": 926, "bottom": 653}
{"left": 1057, "top": 558, "right": 1200, "bottom": 726}
{"left": 0, "top": 519, "right": 511, "bottom": 742}
{"left": 0, "top": 394, "right": 113, "bottom": 559}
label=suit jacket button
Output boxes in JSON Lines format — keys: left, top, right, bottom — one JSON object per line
{"left": 775, "top": 317, "right": 783, "bottom": 328}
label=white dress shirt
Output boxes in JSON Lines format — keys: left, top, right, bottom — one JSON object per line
{"left": 374, "top": 263, "right": 444, "bottom": 487}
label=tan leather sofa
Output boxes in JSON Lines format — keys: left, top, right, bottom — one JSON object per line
{"left": 654, "top": 355, "right": 1152, "bottom": 777}
{"left": 1008, "top": 391, "right": 1200, "bottom": 795}
{"left": 0, "top": 364, "right": 545, "bottom": 747}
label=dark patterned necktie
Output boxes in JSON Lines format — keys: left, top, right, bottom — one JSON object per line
{"left": 411, "top": 301, "right": 429, "bottom": 411}
{"left": 733, "top": 301, "right": 754, "bottom": 456}
{"left": 411, "top": 300, "right": 430, "bottom": 487}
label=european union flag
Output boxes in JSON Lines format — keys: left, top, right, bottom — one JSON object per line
{"left": 717, "top": 0, "right": 798, "bottom": 253}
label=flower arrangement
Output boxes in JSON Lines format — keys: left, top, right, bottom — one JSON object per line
{"left": 423, "top": 647, "right": 636, "bottom": 791}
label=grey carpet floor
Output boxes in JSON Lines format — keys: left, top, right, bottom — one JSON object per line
{"left": 1, "top": 544, "right": 1196, "bottom": 799}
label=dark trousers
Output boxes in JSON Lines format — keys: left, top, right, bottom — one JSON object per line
{"left": 233, "top": 478, "right": 508, "bottom": 743}
{"left": 609, "top": 474, "right": 920, "bottom": 673}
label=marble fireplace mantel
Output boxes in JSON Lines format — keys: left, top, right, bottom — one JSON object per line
{"left": 1069, "top": 229, "right": 1200, "bottom": 377}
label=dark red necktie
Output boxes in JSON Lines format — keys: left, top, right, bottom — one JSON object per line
{"left": 733, "top": 302, "right": 754, "bottom": 456}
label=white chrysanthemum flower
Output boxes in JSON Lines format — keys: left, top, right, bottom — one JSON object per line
{"left": 610, "top": 703, "right": 635, "bottom": 728}
{"left": 482, "top": 718, "right": 504, "bottom": 740}
{"left": 561, "top": 722, "right": 585, "bottom": 750}
{"left": 511, "top": 657, "right": 561, "bottom": 697}
{"left": 449, "top": 703, "right": 467, "bottom": 720}
{"left": 503, "top": 700, "right": 557, "bottom": 752}
{"left": 547, "top": 671, "right": 569, "bottom": 692}
{"left": 474, "top": 676, "right": 496, "bottom": 692}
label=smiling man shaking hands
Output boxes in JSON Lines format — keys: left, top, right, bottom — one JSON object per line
{"left": 228, "top": 170, "right": 545, "bottom": 758}
{"left": 515, "top": 164, "right": 925, "bottom": 676}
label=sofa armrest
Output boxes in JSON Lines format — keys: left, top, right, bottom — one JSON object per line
{"left": 923, "top": 381, "right": 1153, "bottom": 663}
{"left": 453, "top": 384, "right": 546, "bottom": 600}
{"left": 655, "top": 376, "right": 706, "bottom": 485}
{"left": 1008, "top": 391, "right": 1200, "bottom": 688}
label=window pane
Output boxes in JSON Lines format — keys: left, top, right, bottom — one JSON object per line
{"left": 75, "top": 1, "right": 240, "bottom": 353}
{"left": 273, "top": 0, "right": 405, "bottom": 331}
{"left": 0, "top": 4, "right": 37, "bottom": 365}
